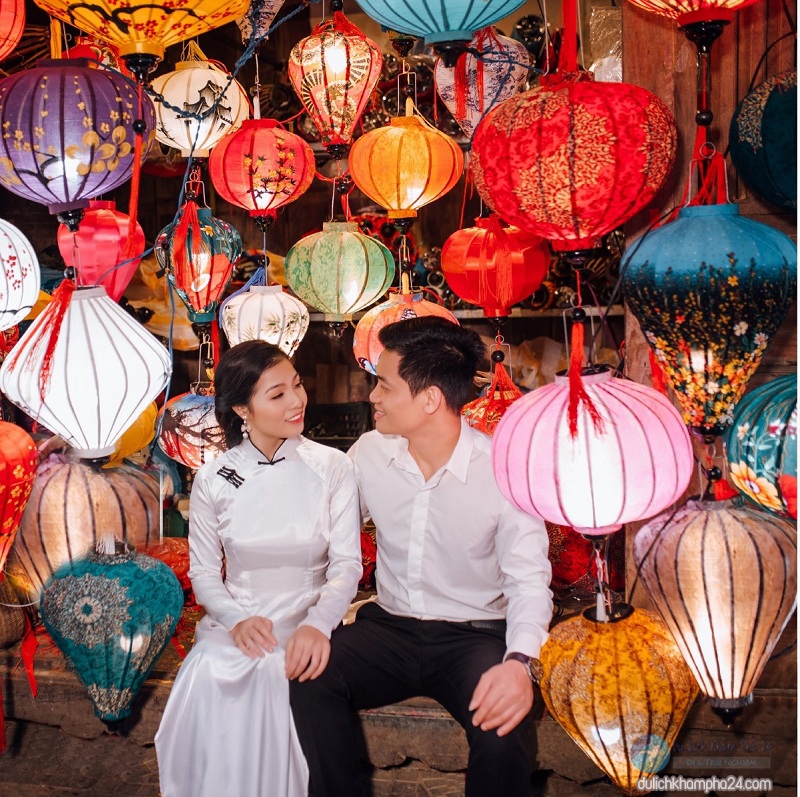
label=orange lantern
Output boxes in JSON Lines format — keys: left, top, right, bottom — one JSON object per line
{"left": 0, "top": 421, "right": 37, "bottom": 577}
{"left": 0, "top": 0, "right": 25, "bottom": 62}
{"left": 349, "top": 101, "right": 464, "bottom": 219}
{"left": 288, "top": 1, "right": 382, "bottom": 159}
{"left": 441, "top": 215, "right": 550, "bottom": 317}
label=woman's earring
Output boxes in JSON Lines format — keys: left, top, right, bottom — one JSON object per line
{"left": 241, "top": 417, "right": 250, "bottom": 440}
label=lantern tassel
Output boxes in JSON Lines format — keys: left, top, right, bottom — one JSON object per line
{"left": 20, "top": 611, "right": 38, "bottom": 699}
{"left": 567, "top": 316, "right": 604, "bottom": 437}
{"left": 485, "top": 215, "right": 514, "bottom": 308}
{"left": 475, "top": 360, "right": 521, "bottom": 435}
{"left": 454, "top": 50, "right": 468, "bottom": 124}
{"left": 648, "top": 349, "right": 670, "bottom": 395}
{"left": 124, "top": 83, "right": 146, "bottom": 259}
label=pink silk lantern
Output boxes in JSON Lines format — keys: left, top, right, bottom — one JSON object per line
{"left": 492, "top": 367, "right": 693, "bottom": 535}
{"left": 57, "top": 200, "right": 145, "bottom": 300}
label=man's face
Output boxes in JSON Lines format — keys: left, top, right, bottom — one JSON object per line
{"left": 369, "top": 350, "right": 428, "bottom": 437}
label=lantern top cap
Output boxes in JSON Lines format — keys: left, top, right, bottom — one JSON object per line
{"left": 249, "top": 285, "right": 284, "bottom": 294}
{"left": 72, "top": 286, "right": 109, "bottom": 301}
{"left": 239, "top": 118, "right": 279, "bottom": 130}
{"left": 174, "top": 61, "right": 216, "bottom": 71}
{"left": 554, "top": 365, "right": 612, "bottom": 386}
{"left": 87, "top": 200, "right": 116, "bottom": 210}
{"left": 678, "top": 203, "right": 738, "bottom": 219}
{"left": 322, "top": 221, "right": 361, "bottom": 232}
{"left": 390, "top": 115, "right": 425, "bottom": 128}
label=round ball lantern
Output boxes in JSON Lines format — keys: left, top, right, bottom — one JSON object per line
{"left": 0, "top": 59, "right": 156, "bottom": 223}
{"left": 0, "top": 0, "right": 25, "bottom": 62}
{"left": 57, "top": 200, "right": 145, "bottom": 300}
{"left": 0, "top": 285, "right": 172, "bottom": 459}
{"left": 725, "top": 374, "right": 796, "bottom": 518}
{"left": 41, "top": 549, "right": 183, "bottom": 724}
{"left": 634, "top": 500, "right": 797, "bottom": 723}
{"left": 151, "top": 61, "right": 249, "bottom": 158}
{"left": 471, "top": 76, "right": 677, "bottom": 252}
{"left": 492, "top": 367, "right": 694, "bottom": 535}
{"left": 540, "top": 606, "right": 698, "bottom": 794}
{"left": 208, "top": 119, "right": 316, "bottom": 224}
{"left": 0, "top": 218, "right": 40, "bottom": 332}
{"left": 157, "top": 385, "right": 226, "bottom": 470}
{"left": 621, "top": 203, "right": 797, "bottom": 436}
{"left": 434, "top": 27, "right": 530, "bottom": 141}
{"left": 729, "top": 70, "right": 796, "bottom": 213}
{"left": 441, "top": 215, "right": 549, "bottom": 317}
{"left": 220, "top": 284, "right": 309, "bottom": 355}
{"left": 349, "top": 108, "right": 464, "bottom": 219}
{"left": 353, "top": 290, "right": 458, "bottom": 375}
{"left": 288, "top": 8, "right": 382, "bottom": 158}
{"left": 284, "top": 222, "right": 395, "bottom": 324}
{"left": 0, "top": 421, "right": 37, "bottom": 577}
{"left": 9, "top": 457, "right": 160, "bottom": 602}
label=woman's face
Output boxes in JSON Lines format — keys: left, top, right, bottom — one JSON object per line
{"left": 236, "top": 358, "right": 307, "bottom": 448}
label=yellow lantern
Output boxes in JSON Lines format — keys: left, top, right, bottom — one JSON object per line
{"left": 539, "top": 605, "right": 698, "bottom": 795}
{"left": 105, "top": 402, "right": 158, "bottom": 468}
{"left": 349, "top": 100, "right": 464, "bottom": 219}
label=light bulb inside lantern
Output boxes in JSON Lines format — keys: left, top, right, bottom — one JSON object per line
{"left": 190, "top": 252, "right": 212, "bottom": 292}
{"left": 591, "top": 724, "right": 623, "bottom": 746}
{"left": 323, "top": 36, "right": 349, "bottom": 77}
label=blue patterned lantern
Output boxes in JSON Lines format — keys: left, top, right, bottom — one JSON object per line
{"left": 725, "top": 374, "right": 797, "bottom": 519}
{"left": 621, "top": 204, "right": 796, "bottom": 437}
{"left": 40, "top": 549, "right": 183, "bottom": 726}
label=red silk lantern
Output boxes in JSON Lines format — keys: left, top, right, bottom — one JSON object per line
{"left": 624, "top": 0, "right": 760, "bottom": 23}
{"left": 461, "top": 361, "right": 522, "bottom": 435}
{"left": 0, "top": 421, "right": 37, "bottom": 577}
{"left": 57, "top": 200, "right": 145, "bottom": 301}
{"left": 441, "top": 215, "right": 549, "bottom": 317}
{"left": 0, "top": 0, "right": 25, "bottom": 62}
{"left": 208, "top": 119, "right": 316, "bottom": 223}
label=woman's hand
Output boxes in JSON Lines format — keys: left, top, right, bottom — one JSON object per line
{"left": 285, "top": 625, "right": 330, "bottom": 681}
{"left": 231, "top": 616, "right": 278, "bottom": 658}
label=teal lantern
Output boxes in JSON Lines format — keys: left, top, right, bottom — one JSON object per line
{"left": 725, "top": 374, "right": 797, "bottom": 519}
{"left": 40, "top": 549, "right": 183, "bottom": 727}
{"left": 621, "top": 203, "right": 796, "bottom": 437}
{"left": 284, "top": 222, "right": 394, "bottom": 326}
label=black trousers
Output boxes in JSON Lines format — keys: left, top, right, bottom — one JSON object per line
{"left": 290, "top": 602, "right": 536, "bottom": 797}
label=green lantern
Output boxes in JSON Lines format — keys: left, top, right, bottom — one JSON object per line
{"left": 284, "top": 222, "right": 395, "bottom": 324}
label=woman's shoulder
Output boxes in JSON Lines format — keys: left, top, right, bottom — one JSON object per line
{"left": 297, "top": 437, "right": 353, "bottom": 477}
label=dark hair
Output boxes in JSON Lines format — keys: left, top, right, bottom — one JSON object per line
{"left": 378, "top": 317, "right": 484, "bottom": 412}
{"left": 215, "top": 341, "right": 291, "bottom": 447}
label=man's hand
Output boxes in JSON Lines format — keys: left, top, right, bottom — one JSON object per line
{"left": 468, "top": 660, "right": 534, "bottom": 737}
{"left": 285, "top": 625, "right": 331, "bottom": 682}
{"left": 231, "top": 616, "right": 277, "bottom": 658}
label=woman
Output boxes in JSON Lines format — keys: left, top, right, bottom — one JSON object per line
{"left": 155, "top": 341, "right": 362, "bottom": 797}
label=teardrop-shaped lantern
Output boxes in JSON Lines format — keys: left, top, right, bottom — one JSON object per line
{"left": 434, "top": 27, "right": 530, "bottom": 141}
{"left": 621, "top": 203, "right": 797, "bottom": 436}
{"left": 284, "top": 222, "right": 395, "bottom": 323}
{"left": 725, "top": 375, "right": 797, "bottom": 519}
{"left": 349, "top": 105, "right": 464, "bottom": 219}
{"left": 57, "top": 200, "right": 145, "bottom": 301}
{"left": 352, "top": 289, "right": 458, "bottom": 375}
{"left": 288, "top": 9, "right": 382, "bottom": 158}
{"left": 40, "top": 549, "right": 183, "bottom": 724}
{"left": 151, "top": 60, "right": 249, "bottom": 158}
{"left": 492, "top": 367, "right": 694, "bottom": 535}
{"left": 0, "top": 0, "right": 25, "bottom": 61}
{"left": 0, "top": 285, "right": 172, "bottom": 458}
{"left": 634, "top": 500, "right": 797, "bottom": 723}
{"left": 441, "top": 215, "right": 549, "bottom": 317}
{"left": 540, "top": 605, "right": 698, "bottom": 794}
{"left": 0, "top": 219, "right": 40, "bottom": 332}
{"left": 0, "top": 421, "right": 37, "bottom": 577}
{"left": 220, "top": 284, "right": 309, "bottom": 355}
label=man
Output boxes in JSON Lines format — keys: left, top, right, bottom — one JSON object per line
{"left": 290, "top": 317, "right": 552, "bottom": 797}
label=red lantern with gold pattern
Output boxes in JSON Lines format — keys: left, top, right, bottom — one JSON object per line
{"left": 462, "top": 361, "right": 522, "bottom": 435}
{"left": 441, "top": 215, "right": 550, "bottom": 317}
{"left": 0, "top": 421, "right": 37, "bottom": 577}
{"left": 0, "top": 0, "right": 25, "bottom": 61}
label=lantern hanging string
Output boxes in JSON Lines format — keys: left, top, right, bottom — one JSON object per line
{"left": 591, "top": 536, "right": 611, "bottom": 622}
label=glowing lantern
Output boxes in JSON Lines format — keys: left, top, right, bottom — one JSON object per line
{"left": 56, "top": 200, "right": 145, "bottom": 301}
{"left": 0, "top": 285, "right": 172, "bottom": 459}
{"left": 725, "top": 374, "right": 797, "bottom": 518}
{"left": 0, "top": 421, "right": 37, "bottom": 577}
{"left": 353, "top": 290, "right": 457, "bottom": 374}
{"left": 151, "top": 56, "right": 249, "bottom": 158}
{"left": 0, "top": 219, "right": 40, "bottom": 332}
{"left": 284, "top": 222, "right": 395, "bottom": 324}
{"left": 634, "top": 500, "right": 797, "bottom": 723}
{"left": 0, "top": 0, "right": 25, "bottom": 62}
{"left": 621, "top": 203, "right": 796, "bottom": 436}
{"left": 441, "top": 215, "right": 549, "bottom": 317}
{"left": 623, "top": 0, "right": 761, "bottom": 23}
{"left": 434, "top": 27, "right": 530, "bottom": 141}
{"left": 288, "top": 4, "right": 382, "bottom": 158}
{"left": 106, "top": 402, "right": 158, "bottom": 468}
{"left": 208, "top": 119, "right": 316, "bottom": 227}
{"left": 0, "top": 59, "right": 156, "bottom": 228}
{"left": 492, "top": 367, "right": 693, "bottom": 535}
{"left": 157, "top": 385, "right": 226, "bottom": 470}
{"left": 220, "top": 282, "right": 309, "bottom": 355}
{"left": 539, "top": 605, "right": 698, "bottom": 793}
{"left": 349, "top": 104, "right": 464, "bottom": 220}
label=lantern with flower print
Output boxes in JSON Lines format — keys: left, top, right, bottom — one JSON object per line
{"left": 0, "top": 421, "right": 37, "bottom": 578}
{"left": 725, "top": 374, "right": 797, "bottom": 519}
{"left": 621, "top": 204, "right": 796, "bottom": 437}
{"left": 0, "top": 59, "right": 155, "bottom": 227}
{"left": 0, "top": 0, "right": 25, "bottom": 62}
{"left": 0, "top": 219, "right": 40, "bottom": 332}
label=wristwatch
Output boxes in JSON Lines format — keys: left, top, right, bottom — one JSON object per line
{"left": 505, "top": 652, "right": 544, "bottom": 684}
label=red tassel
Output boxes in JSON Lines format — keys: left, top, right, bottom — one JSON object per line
{"left": 20, "top": 612, "right": 38, "bottom": 699}
{"left": 454, "top": 50, "right": 468, "bottom": 125}
{"left": 124, "top": 83, "right": 146, "bottom": 259}
{"left": 332, "top": 10, "right": 366, "bottom": 37}
{"left": 567, "top": 319, "right": 604, "bottom": 438}
{"left": 560, "top": 0, "right": 579, "bottom": 73}
{"left": 477, "top": 361, "right": 522, "bottom": 435}
{"left": 648, "top": 349, "right": 669, "bottom": 395}
{"left": 485, "top": 215, "right": 513, "bottom": 308}
{"left": 713, "top": 478, "right": 739, "bottom": 501}
{"left": 210, "top": 320, "right": 221, "bottom": 368}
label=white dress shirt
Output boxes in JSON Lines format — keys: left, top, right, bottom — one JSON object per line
{"left": 349, "top": 420, "right": 552, "bottom": 658}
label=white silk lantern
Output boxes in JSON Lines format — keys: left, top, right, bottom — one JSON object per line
{"left": 0, "top": 285, "right": 172, "bottom": 458}
{"left": 492, "top": 367, "right": 694, "bottom": 535}
{"left": 0, "top": 218, "right": 40, "bottom": 332}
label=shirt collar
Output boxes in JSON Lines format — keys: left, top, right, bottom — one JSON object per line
{"left": 240, "top": 436, "right": 302, "bottom": 464}
{"left": 386, "top": 418, "right": 474, "bottom": 484}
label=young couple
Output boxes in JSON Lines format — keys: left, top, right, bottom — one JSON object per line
{"left": 155, "top": 316, "right": 553, "bottom": 797}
